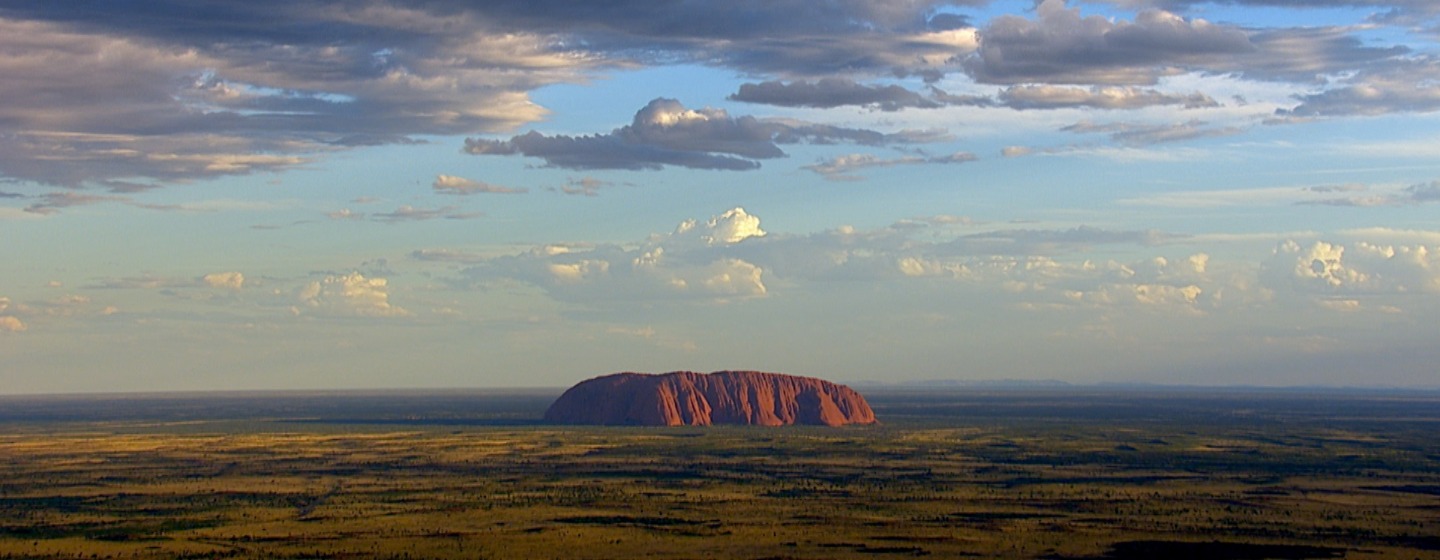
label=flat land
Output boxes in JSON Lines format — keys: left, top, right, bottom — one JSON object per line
{"left": 0, "top": 389, "right": 1437, "bottom": 559}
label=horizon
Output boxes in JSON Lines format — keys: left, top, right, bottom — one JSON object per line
{"left": 2, "top": 1, "right": 1439, "bottom": 393}
{"left": 5, "top": 378, "right": 1440, "bottom": 399}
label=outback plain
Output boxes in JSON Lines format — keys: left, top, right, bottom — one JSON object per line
{"left": 0, "top": 388, "right": 1437, "bottom": 559}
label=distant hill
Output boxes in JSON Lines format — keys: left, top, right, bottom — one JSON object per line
{"left": 544, "top": 371, "right": 877, "bottom": 426}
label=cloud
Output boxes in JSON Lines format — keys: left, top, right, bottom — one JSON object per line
{"left": 464, "top": 98, "right": 943, "bottom": 171}
{"left": 201, "top": 271, "right": 245, "bottom": 290}
{"left": 553, "top": 176, "right": 617, "bottom": 197}
{"left": 411, "top": 249, "right": 488, "bottom": 264}
{"left": 1264, "top": 239, "right": 1440, "bottom": 294}
{"left": 672, "top": 207, "right": 767, "bottom": 246}
{"left": 433, "top": 175, "right": 528, "bottom": 195}
{"left": 3, "top": 0, "right": 1433, "bottom": 192}
{"left": 964, "top": 0, "right": 1253, "bottom": 85}
{"left": 1062, "top": 119, "right": 1245, "bottom": 145}
{"left": 963, "top": 0, "right": 1406, "bottom": 88}
{"left": 1094, "top": 1, "right": 1440, "bottom": 25}
{"left": 730, "top": 81, "right": 1220, "bottom": 113}
{"left": 729, "top": 79, "right": 942, "bottom": 111}
{"left": 1278, "top": 57, "right": 1440, "bottom": 117}
{"left": 803, "top": 151, "right": 977, "bottom": 181}
{"left": 90, "top": 275, "right": 193, "bottom": 290}
{"left": 457, "top": 207, "right": 771, "bottom": 303}
{"left": 371, "top": 205, "right": 483, "bottom": 223}
{"left": 1297, "top": 180, "right": 1440, "bottom": 206}
{"left": 0, "top": 315, "right": 24, "bottom": 333}
{"left": 998, "top": 85, "right": 1218, "bottom": 109}
{"left": 1001, "top": 146, "right": 1035, "bottom": 158}
{"left": 957, "top": 226, "right": 1175, "bottom": 251}
{"left": 296, "top": 272, "right": 408, "bottom": 317}
{"left": 0, "top": 5, "right": 589, "bottom": 188}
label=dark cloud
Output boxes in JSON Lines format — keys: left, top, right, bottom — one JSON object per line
{"left": 1298, "top": 180, "right": 1440, "bottom": 206}
{"left": 803, "top": 152, "right": 977, "bottom": 181}
{"left": 1093, "top": 1, "right": 1440, "bottom": 22}
{"left": 1278, "top": 56, "right": 1440, "bottom": 117}
{"left": 999, "top": 85, "right": 1218, "bottom": 109}
{"left": 0, "top": 2, "right": 597, "bottom": 187}
{"left": 1062, "top": 119, "right": 1245, "bottom": 145}
{"left": 0, "top": 0, "right": 980, "bottom": 183}
{"left": 465, "top": 98, "right": 944, "bottom": 171}
{"left": 731, "top": 80, "right": 1219, "bottom": 112}
{"left": 23, "top": 192, "right": 126, "bottom": 215}
{"left": 2, "top": 0, "right": 1436, "bottom": 190}
{"left": 1230, "top": 26, "right": 1408, "bottom": 82}
{"left": 965, "top": 1, "right": 1254, "bottom": 85}
{"left": 963, "top": 0, "right": 1404, "bottom": 86}
{"left": 371, "top": 205, "right": 483, "bottom": 223}
{"left": 729, "top": 79, "right": 942, "bottom": 111}
{"left": 553, "top": 177, "right": 620, "bottom": 197}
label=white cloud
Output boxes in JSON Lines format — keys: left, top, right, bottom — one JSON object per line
{"left": 673, "top": 207, "right": 767, "bottom": 246}
{"left": 698, "top": 258, "right": 767, "bottom": 297}
{"left": 803, "top": 151, "right": 976, "bottom": 181}
{"left": 297, "top": 272, "right": 409, "bottom": 317}
{"left": 0, "top": 315, "right": 25, "bottom": 333}
{"left": 202, "top": 271, "right": 245, "bottom": 290}
{"left": 433, "top": 174, "right": 528, "bottom": 195}
{"left": 1265, "top": 239, "right": 1440, "bottom": 294}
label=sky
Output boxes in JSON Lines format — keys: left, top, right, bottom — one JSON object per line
{"left": 2, "top": 0, "right": 1439, "bottom": 394}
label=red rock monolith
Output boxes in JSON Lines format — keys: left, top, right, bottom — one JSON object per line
{"left": 544, "top": 370, "right": 877, "bottom": 426}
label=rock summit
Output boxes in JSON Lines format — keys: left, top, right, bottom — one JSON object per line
{"left": 544, "top": 370, "right": 877, "bottom": 427}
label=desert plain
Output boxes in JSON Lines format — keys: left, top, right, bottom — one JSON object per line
{"left": 0, "top": 388, "right": 1437, "bottom": 559}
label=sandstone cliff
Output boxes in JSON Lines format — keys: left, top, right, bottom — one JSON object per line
{"left": 544, "top": 370, "right": 877, "bottom": 426}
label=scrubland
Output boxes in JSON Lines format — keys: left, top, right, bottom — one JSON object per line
{"left": 0, "top": 390, "right": 1436, "bottom": 559}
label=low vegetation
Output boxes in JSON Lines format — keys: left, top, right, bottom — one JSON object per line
{"left": 0, "top": 389, "right": 1435, "bottom": 559}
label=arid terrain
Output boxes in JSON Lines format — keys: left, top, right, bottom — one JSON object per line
{"left": 0, "top": 389, "right": 1437, "bottom": 559}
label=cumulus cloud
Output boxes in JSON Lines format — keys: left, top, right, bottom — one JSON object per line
{"left": 1279, "top": 57, "right": 1440, "bottom": 117}
{"left": 965, "top": 0, "right": 1254, "bottom": 85}
{"left": 464, "top": 98, "right": 943, "bottom": 171}
{"left": 432, "top": 175, "right": 527, "bottom": 195}
{"left": 803, "top": 151, "right": 977, "bottom": 181}
{"left": 963, "top": 0, "right": 1407, "bottom": 89}
{"left": 672, "top": 207, "right": 768, "bottom": 246}
{"left": 0, "top": 8, "right": 582, "bottom": 188}
{"left": 296, "top": 272, "right": 408, "bottom": 317}
{"left": 3, "top": 0, "right": 1436, "bottom": 192}
{"left": 201, "top": 271, "right": 245, "bottom": 290}
{"left": 1264, "top": 239, "right": 1440, "bottom": 294}
{"left": 456, "top": 207, "right": 771, "bottom": 303}
{"left": 0, "top": 315, "right": 24, "bottom": 333}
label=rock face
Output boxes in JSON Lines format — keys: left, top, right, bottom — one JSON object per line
{"left": 544, "top": 370, "right": 877, "bottom": 427}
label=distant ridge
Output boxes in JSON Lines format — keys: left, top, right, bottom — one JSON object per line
{"left": 544, "top": 371, "right": 877, "bottom": 426}
{"left": 852, "top": 379, "right": 1073, "bottom": 389}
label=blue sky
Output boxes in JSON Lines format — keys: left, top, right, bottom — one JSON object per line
{"left": 2, "top": 0, "right": 1439, "bottom": 393}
